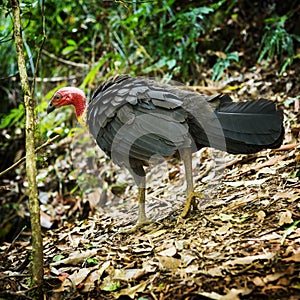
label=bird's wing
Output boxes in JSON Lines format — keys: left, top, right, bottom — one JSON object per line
{"left": 87, "top": 75, "right": 186, "bottom": 134}
{"left": 87, "top": 75, "right": 194, "bottom": 162}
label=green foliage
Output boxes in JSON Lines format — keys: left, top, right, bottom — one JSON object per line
{"left": 0, "top": 3, "right": 17, "bottom": 78}
{"left": 86, "top": 257, "right": 100, "bottom": 265}
{"left": 0, "top": 0, "right": 299, "bottom": 136}
{"left": 211, "top": 40, "right": 239, "bottom": 81}
{"left": 258, "top": 15, "right": 300, "bottom": 66}
{"left": 279, "top": 53, "right": 300, "bottom": 76}
{"left": 101, "top": 280, "right": 121, "bottom": 292}
{"left": 212, "top": 51, "right": 239, "bottom": 81}
{"left": 0, "top": 104, "right": 24, "bottom": 129}
{"left": 281, "top": 220, "right": 300, "bottom": 244}
{"left": 53, "top": 254, "right": 65, "bottom": 262}
{"left": 1, "top": 0, "right": 229, "bottom": 86}
{"left": 140, "top": 4, "right": 214, "bottom": 78}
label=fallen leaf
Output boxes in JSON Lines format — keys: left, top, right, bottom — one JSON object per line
{"left": 253, "top": 276, "right": 265, "bottom": 287}
{"left": 142, "top": 260, "right": 157, "bottom": 273}
{"left": 158, "top": 256, "right": 181, "bottom": 270}
{"left": 180, "top": 252, "right": 196, "bottom": 266}
{"left": 241, "top": 155, "right": 287, "bottom": 174}
{"left": 50, "top": 249, "right": 98, "bottom": 266}
{"left": 278, "top": 210, "right": 293, "bottom": 226}
{"left": 86, "top": 188, "right": 102, "bottom": 209}
{"left": 82, "top": 269, "right": 104, "bottom": 292}
{"left": 218, "top": 213, "right": 234, "bottom": 221}
{"left": 40, "top": 211, "right": 54, "bottom": 229}
{"left": 175, "top": 240, "right": 185, "bottom": 251}
{"left": 256, "top": 211, "right": 266, "bottom": 222}
{"left": 257, "top": 232, "right": 282, "bottom": 240}
{"left": 256, "top": 167, "right": 276, "bottom": 176}
{"left": 54, "top": 267, "right": 95, "bottom": 292}
{"left": 281, "top": 220, "right": 300, "bottom": 244}
{"left": 68, "top": 267, "right": 93, "bottom": 286}
{"left": 100, "top": 268, "right": 121, "bottom": 292}
{"left": 113, "top": 268, "right": 140, "bottom": 281}
{"left": 132, "top": 246, "right": 153, "bottom": 253}
{"left": 221, "top": 288, "right": 252, "bottom": 300}
{"left": 184, "top": 263, "right": 199, "bottom": 273}
{"left": 98, "top": 260, "right": 111, "bottom": 276}
{"left": 224, "top": 178, "right": 268, "bottom": 187}
{"left": 196, "top": 287, "right": 252, "bottom": 300}
{"left": 277, "top": 277, "right": 290, "bottom": 286}
{"left": 112, "top": 280, "right": 149, "bottom": 299}
{"left": 148, "top": 229, "right": 167, "bottom": 238}
{"left": 205, "top": 266, "right": 224, "bottom": 277}
{"left": 157, "top": 245, "right": 177, "bottom": 257}
{"left": 283, "top": 249, "right": 300, "bottom": 262}
{"left": 273, "top": 191, "right": 300, "bottom": 202}
{"left": 224, "top": 253, "right": 276, "bottom": 266}
{"left": 216, "top": 223, "right": 232, "bottom": 235}
{"left": 264, "top": 272, "right": 285, "bottom": 283}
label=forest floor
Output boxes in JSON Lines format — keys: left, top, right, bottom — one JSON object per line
{"left": 0, "top": 67, "right": 300, "bottom": 300}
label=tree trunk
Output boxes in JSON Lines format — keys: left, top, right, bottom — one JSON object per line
{"left": 10, "top": 0, "right": 44, "bottom": 296}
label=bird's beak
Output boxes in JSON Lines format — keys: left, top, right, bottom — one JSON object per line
{"left": 47, "top": 101, "right": 56, "bottom": 114}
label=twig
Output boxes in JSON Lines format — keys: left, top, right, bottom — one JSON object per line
{"left": 225, "top": 143, "right": 299, "bottom": 169}
{"left": 239, "top": 154, "right": 287, "bottom": 176}
{"left": 0, "top": 291, "right": 31, "bottom": 300}
{"left": 274, "top": 143, "right": 299, "bottom": 151}
{"left": 225, "top": 154, "right": 258, "bottom": 168}
{"left": 42, "top": 49, "right": 90, "bottom": 68}
{"left": 0, "top": 135, "right": 60, "bottom": 178}
{"left": 5, "top": 225, "right": 27, "bottom": 256}
{"left": 28, "top": 75, "right": 78, "bottom": 82}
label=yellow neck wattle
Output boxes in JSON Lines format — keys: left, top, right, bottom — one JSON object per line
{"left": 77, "top": 109, "right": 88, "bottom": 130}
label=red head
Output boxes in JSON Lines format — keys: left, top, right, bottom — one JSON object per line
{"left": 47, "top": 87, "right": 86, "bottom": 118}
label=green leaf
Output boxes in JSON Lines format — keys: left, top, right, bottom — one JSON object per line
{"left": 281, "top": 220, "right": 300, "bottom": 244}
{"left": 211, "top": 50, "right": 239, "bottom": 81}
{"left": 80, "top": 54, "right": 112, "bottom": 89}
{"left": 0, "top": 104, "right": 25, "bottom": 129}
{"left": 86, "top": 257, "right": 100, "bottom": 265}
{"left": 226, "top": 52, "right": 239, "bottom": 61}
{"left": 53, "top": 254, "right": 65, "bottom": 262}
{"left": 102, "top": 281, "right": 121, "bottom": 292}
{"left": 66, "top": 39, "right": 77, "bottom": 46}
{"left": 61, "top": 45, "right": 76, "bottom": 55}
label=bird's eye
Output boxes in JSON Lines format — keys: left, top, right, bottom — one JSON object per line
{"left": 55, "top": 95, "right": 61, "bottom": 100}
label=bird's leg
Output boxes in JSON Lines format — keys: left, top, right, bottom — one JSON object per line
{"left": 119, "top": 172, "right": 150, "bottom": 234}
{"left": 119, "top": 163, "right": 150, "bottom": 234}
{"left": 136, "top": 175, "right": 149, "bottom": 225}
{"left": 124, "top": 160, "right": 150, "bottom": 232}
{"left": 180, "top": 147, "right": 202, "bottom": 218}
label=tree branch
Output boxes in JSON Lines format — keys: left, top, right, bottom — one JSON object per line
{"left": 10, "top": 0, "right": 44, "bottom": 293}
{"left": 42, "top": 49, "right": 90, "bottom": 68}
{"left": 0, "top": 135, "right": 60, "bottom": 178}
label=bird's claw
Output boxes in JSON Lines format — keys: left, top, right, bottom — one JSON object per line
{"left": 118, "top": 218, "right": 151, "bottom": 234}
{"left": 180, "top": 191, "right": 203, "bottom": 218}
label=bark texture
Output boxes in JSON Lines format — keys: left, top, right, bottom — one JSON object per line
{"left": 10, "top": 0, "right": 44, "bottom": 295}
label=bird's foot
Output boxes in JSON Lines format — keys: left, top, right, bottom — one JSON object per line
{"left": 118, "top": 217, "right": 151, "bottom": 234}
{"left": 180, "top": 191, "right": 203, "bottom": 218}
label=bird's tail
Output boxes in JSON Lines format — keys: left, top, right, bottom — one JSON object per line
{"left": 189, "top": 94, "right": 284, "bottom": 154}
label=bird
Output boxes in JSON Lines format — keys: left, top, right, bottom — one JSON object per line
{"left": 47, "top": 74, "right": 284, "bottom": 230}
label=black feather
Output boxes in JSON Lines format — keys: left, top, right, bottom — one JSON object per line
{"left": 87, "top": 75, "right": 284, "bottom": 165}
